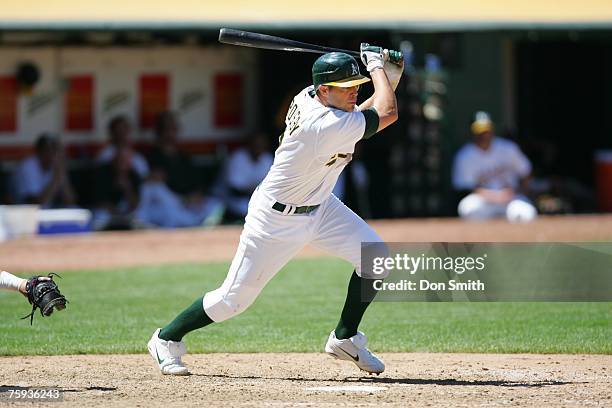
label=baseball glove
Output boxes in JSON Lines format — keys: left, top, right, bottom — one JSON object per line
{"left": 21, "top": 273, "right": 68, "bottom": 325}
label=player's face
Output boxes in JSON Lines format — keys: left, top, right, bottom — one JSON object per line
{"left": 327, "top": 85, "right": 360, "bottom": 111}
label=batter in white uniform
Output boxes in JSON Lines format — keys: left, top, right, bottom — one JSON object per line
{"left": 148, "top": 44, "right": 403, "bottom": 376}
{"left": 453, "top": 111, "right": 537, "bottom": 222}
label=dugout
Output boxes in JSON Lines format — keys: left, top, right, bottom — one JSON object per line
{"left": 1, "top": 1, "right": 611, "bottom": 217}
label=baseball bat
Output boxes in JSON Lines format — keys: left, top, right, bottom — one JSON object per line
{"left": 219, "top": 28, "right": 360, "bottom": 57}
{"left": 218, "top": 28, "right": 403, "bottom": 64}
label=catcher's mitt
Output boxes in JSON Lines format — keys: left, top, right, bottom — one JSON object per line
{"left": 21, "top": 273, "right": 68, "bottom": 325}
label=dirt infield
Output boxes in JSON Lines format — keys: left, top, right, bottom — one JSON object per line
{"left": 2, "top": 214, "right": 612, "bottom": 272}
{"left": 1, "top": 215, "right": 611, "bottom": 406}
{"left": 0, "top": 353, "right": 610, "bottom": 407}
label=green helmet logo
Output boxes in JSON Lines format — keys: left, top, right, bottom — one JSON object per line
{"left": 312, "top": 52, "right": 371, "bottom": 88}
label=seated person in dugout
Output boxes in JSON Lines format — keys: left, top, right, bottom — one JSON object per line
{"left": 136, "top": 111, "right": 224, "bottom": 228}
{"left": 452, "top": 111, "right": 537, "bottom": 222}
{"left": 221, "top": 132, "right": 274, "bottom": 219}
{"left": 91, "top": 144, "right": 142, "bottom": 230}
{"left": 10, "top": 133, "right": 77, "bottom": 208}
{"left": 146, "top": 111, "right": 199, "bottom": 197}
{"left": 97, "top": 115, "right": 149, "bottom": 179}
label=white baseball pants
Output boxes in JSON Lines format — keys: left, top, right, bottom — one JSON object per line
{"left": 458, "top": 193, "right": 537, "bottom": 222}
{"left": 203, "top": 188, "right": 382, "bottom": 322}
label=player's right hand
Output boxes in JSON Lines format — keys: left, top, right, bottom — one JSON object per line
{"left": 360, "top": 43, "right": 384, "bottom": 72}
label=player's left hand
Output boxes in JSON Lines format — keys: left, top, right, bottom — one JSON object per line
{"left": 383, "top": 49, "right": 404, "bottom": 91}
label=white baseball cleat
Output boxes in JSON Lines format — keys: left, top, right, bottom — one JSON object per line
{"left": 325, "top": 330, "right": 385, "bottom": 374}
{"left": 147, "top": 328, "right": 190, "bottom": 375}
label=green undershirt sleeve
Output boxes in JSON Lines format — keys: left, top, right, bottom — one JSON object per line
{"left": 361, "top": 108, "right": 380, "bottom": 140}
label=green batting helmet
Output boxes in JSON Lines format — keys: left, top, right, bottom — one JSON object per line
{"left": 312, "top": 52, "right": 371, "bottom": 88}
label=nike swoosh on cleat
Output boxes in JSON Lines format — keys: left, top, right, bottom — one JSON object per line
{"left": 337, "top": 345, "right": 359, "bottom": 362}
{"left": 155, "top": 347, "right": 163, "bottom": 365}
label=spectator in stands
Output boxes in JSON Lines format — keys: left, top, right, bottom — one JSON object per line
{"left": 147, "top": 111, "right": 198, "bottom": 197}
{"left": 135, "top": 111, "right": 224, "bottom": 228}
{"left": 222, "top": 132, "right": 273, "bottom": 219}
{"left": 91, "top": 144, "right": 142, "bottom": 230}
{"left": 452, "top": 111, "right": 537, "bottom": 222}
{"left": 11, "top": 133, "right": 76, "bottom": 208}
{"left": 97, "top": 115, "right": 149, "bottom": 179}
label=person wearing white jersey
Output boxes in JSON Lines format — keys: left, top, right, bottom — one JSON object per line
{"left": 223, "top": 132, "right": 274, "bottom": 218}
{"left": 148, "top": 44, "right": 403, "bottom": 376}
{"left": 452, "top": 112, "right": 537, "bottom": 222}
{"left": 0, "top": 271, "right": 27, "bottom": 294}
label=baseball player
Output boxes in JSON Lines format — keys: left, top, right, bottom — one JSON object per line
{"left": 452, "top": 111, "right": 537, "bottom": 222}
{"left": 148, "top": 44, "right": 403, "bottom": 375}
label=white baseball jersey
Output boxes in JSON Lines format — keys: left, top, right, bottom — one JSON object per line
{"left": 96, "top": 145, "right": 149, "bottom": 178}
{"left": 452, "top": 137, "right": 531, "bottom": 191}
{"left": 259, "top": 86, "right": 367, "bottom": 206}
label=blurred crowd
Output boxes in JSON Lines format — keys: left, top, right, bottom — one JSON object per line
{"left": 0, "top": 108, "right": 596, "bottom": 233}
{"left": 0, "top": 111, "right": 277, "bottom": 231}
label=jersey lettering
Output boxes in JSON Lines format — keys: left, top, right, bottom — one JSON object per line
{"left": 279, "top": 100, "right": 301, "bottom": 145}
{"left": 325, "top": 153, "right": 353, "bottom": 167}
{"left": 261, "top": 86, "right": 366, "bottom": 205}
{"left": 286, "top": 100, "right": 301, "bottom": 135}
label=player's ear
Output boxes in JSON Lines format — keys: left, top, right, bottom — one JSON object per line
{"left": 317, "top": 85, "right": 329, "bottom": 96}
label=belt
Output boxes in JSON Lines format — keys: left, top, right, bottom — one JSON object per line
{"left": 272, "top": 201, "right": 320, "bottom": 215}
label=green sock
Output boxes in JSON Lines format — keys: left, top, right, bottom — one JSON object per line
{"left": 158, "top": 296, "right": 214, "bottom": 341}
{"left": 334, "top": 270, "right": 378, "bottom": 340}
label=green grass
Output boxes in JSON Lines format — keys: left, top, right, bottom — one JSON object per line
{"left": 0, "top": 258, "right": 610, "bottom": 355}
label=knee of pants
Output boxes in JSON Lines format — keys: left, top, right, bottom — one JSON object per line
{"left": 359, "top": 240, "right": 390, "bottom": 279}
{"left": 458, "top": 194, "right": 498, "bottom": 220}
{"left": 506, "top": 199, "right": 537, "bottom": 223}
{"left": 457, "top": 194, "right": 485, "bottom": 219}
{"left": 203, "top": 283, "right": 261, "bottom": 323}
